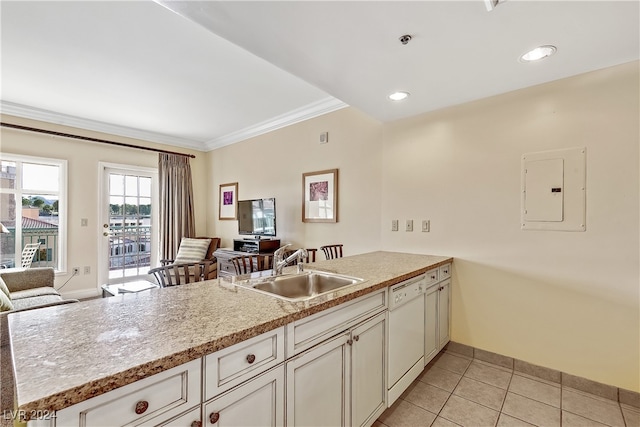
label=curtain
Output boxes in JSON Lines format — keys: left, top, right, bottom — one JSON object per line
{"left": 158, "top": 153, "right": 195, "bottom": 261}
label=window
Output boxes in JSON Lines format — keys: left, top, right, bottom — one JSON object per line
{"left": 0, "top": 154, "right": 67, "bottom": 271}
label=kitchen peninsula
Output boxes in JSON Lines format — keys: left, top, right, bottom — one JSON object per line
{"left": 9, "top": 251, "right": 452, "bottom": 425}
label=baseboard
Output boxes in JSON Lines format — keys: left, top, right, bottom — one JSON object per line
{"left": 445, "top": 341, "right": 640, "bottom": 408}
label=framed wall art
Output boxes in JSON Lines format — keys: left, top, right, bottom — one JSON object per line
{"left": 219, "top": 182, "right": 238, "bottom": 220}
{"left": 302, "top": 169, "right": 338, "bottom": 223}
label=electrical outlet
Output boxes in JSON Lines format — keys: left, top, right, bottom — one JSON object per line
{"left": 391, "top": 219, "right": 398, "bottom": 231}
{"left": 406, "top": 220, "right": 413, "bottom": 232}
{"left": 72, "top": 267, "right": 79, "bottom": 275}
{"left": 84, "top": 266, "right": 91, "bottom": 275}
{"left": 422, "top": 220, "right": 430, "bottom": 232}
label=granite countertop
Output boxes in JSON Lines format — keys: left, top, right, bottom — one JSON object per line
{"left": 9, "top": 251, "right": 452, "bottom": 415}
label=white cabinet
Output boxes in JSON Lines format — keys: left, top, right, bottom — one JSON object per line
{"left": 350, "top": 313, "right": 386, "bottom": 427}
{"left": 286, "top": 331, "right": 351, "bottom": 427}
{"left": 144, "top": 406, "right": 201, "bottom": 427}
{"left": 286, "top": 310, "right": 387, "bottom": 427}
{"left": 204, "top": 327, "right": 284, "bottom": 400}
{"left": 53, "top": 359, "right": 201, "bottom": 427}
{"left": 425, "top": 263, "right": 452, "bottom": 366}
{"left": 203, "top": 366, "right": 284, "bottom": 427}
{"left": 438, "top": 279, "right": 451, "bottom": 349}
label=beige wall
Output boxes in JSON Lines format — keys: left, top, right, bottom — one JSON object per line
{"left": 208, "top": 61, "right": 639, "bottom": 391}
{"left": 1, "top": 60, "right": 637, "bottom": 392}
{"left": 0, "top": 116, "right": 208, "bottom": 296}
{"left": 207, "top": 107, "right": 384, "bottom": 254}
{"left": 380, "top": 61, "right": 639, "bottom": 391}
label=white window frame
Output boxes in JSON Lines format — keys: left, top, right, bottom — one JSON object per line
{"left": 0, "top": 153, "right": 68, "bottom": 273}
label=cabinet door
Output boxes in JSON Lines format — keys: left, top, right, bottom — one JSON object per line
{"left": 204, "top": 366, "right": 284, "bottom": 427}
{"left": 351, "top": 313, "right": 386, "bottom": 427}
{"left": 424, "top": 284, "right": 439, "bottom": 365}
{"left": 142, "top": 406, "right": 201, "bottom": 427}
{"left": 286, "top": 332, "right": 350, "bottom": 427}
{"left": 438, "top": 280, "right": 451, "bottom": 349}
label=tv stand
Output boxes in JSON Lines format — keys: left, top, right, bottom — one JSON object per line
{"left": 233, "top": 238, "right": 280, "bottom": 254}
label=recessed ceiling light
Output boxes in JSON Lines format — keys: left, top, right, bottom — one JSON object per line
{"left": 389, "top": 91, "right": 410, "bottom": 101}
{"left": 520, "top": 45, "right": 557, "bottom": 62}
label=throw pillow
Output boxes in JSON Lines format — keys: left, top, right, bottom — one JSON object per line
{"left": 173, "top": 238, "right": 211, "bottom": 264}
{"left": 0, "top": 288, "right": 13, "bottom": 312}
{"left": 0, "top": 276, "right": 10, "bottom": 298}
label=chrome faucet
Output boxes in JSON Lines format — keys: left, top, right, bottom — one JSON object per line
{"left": 273, "top": 244, "right": 308, "bottom": 275}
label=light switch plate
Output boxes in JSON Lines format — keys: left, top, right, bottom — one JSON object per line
{"left": 406, "top": 220, "right": 413, "bottom": 232}
{"left": 422, "top": 220, "right": 430, "bottom": 232}
{"left": 391, "top": 220, "right": 398, "bottom": 231}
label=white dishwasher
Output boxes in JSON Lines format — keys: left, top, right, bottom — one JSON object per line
{"left": 387, "top": 274, "right": 426, "bottom": 405}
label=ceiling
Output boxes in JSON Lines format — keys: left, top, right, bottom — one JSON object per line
{"left": 1, "top": 1, "right": 638, "bottom": 152}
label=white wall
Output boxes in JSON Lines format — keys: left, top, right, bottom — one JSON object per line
{"left": 207, "top": 107, "right": 384, "bottom": 255}
{"left": 0, "top": 116, "right": 208, "bottom": 298}
{"left": 380, "top": 61, "right": 639, "bottom": 391}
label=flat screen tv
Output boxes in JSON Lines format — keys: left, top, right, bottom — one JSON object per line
{"left": 238, "top": 198, "right": 276, "bottom": 237}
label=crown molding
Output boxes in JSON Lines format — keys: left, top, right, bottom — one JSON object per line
{"left": 1, "top": 97, "right": 347, "bottom": 153}
{"left": 204, "top": 97, "right": 348, "bottom": 151}
{"left": 0, "top": 101, "right": 207, "bottom": 151}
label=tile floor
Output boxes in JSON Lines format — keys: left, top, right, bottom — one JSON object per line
{"left": 375, "top": 351, "right": 639, "bottom": 427}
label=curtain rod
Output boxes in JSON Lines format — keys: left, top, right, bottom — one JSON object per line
{"left": 0, "top": 122, "right": 196, "bottom": 159}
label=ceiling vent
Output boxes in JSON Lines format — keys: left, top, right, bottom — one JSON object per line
{"left": 485, "top": 0, "right": 508, "bottom": 11}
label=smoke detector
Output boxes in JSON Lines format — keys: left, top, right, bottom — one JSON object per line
{"left": 399, "top": 35, "right": 412, "bottom": 45}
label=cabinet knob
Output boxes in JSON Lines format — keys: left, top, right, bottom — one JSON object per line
{"left": 431, "top": 275, "right": 436, "bottom": 280}
{"left": 191, "top": 422, "right": 202, "bottom": 427}
{"left": 209, "top": 412, "right": 220, "bottom": 424}
{"left": 134, "top": 400, "right": 149, "bottom": 415}
{"left": 347, "top": 339, "right": 353, "bottom": 346}
{"left": 353, "top": 335, "right": 360, "bottom": 342}
{"left": 246, "top": 354, "right": 256, "bottom": 364}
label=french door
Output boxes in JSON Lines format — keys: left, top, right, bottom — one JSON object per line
{"left": 99, "top": 163, "right": 158, "bottom": 286}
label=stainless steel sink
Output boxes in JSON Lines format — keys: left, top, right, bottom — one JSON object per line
{"left": 249, "top": 271, "right": 364, "bottom": 301}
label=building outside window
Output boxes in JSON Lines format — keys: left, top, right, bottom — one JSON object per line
{"left": 0, "top": 154, "right": 67, "bottom": 271}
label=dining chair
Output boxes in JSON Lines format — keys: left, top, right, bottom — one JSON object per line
{"left": 230, "top": 254, "right": 273, "bottom": 275}
{"left": 320, "top": 244, "right": 343, "bottom": 260}
{"left": 21, "top": 243, "right": 41, "bottom": 268}
{"left": 282, "top": 248, "right": 317, "bottom": 266}
{"left": 148, "top": 260, "right": 214, "bottom": 287}
{"left": 161, "top": 236, "right": 220, "bottom": 279}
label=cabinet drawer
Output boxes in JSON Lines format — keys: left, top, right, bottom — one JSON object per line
{"left": 425, "top": 268, "right": 439, "bottom": 285}
{"left": 138, "top": 405, "right": 200, "bottom": 427}
{"left": 54, "top": 359, "right": 201, "bottom": 427}
{"left": 286, "top": 289, "right": 387, "bottom": 357}
{"left": 439, "top": 263, "right": 451, "bottom": 280}
{"left": 204, "top": 326, "right": 284, "bottom": 400}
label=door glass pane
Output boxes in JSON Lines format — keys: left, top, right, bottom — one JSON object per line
{"left": 108, "top": 172, "right": 152, "bottom": 280}
{"left": 110, "top": 174, "right": 124, "bottom": 196}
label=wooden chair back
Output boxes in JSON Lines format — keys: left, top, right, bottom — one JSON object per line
{"left": 230, "top": 254, "right": 273, "bottom": 275}
{"left": 148, "top": 260, "right": 214, "bottom": 287}
{"left": 320, "top": 244, "right": 343, "bottom": 260}
{"left": 282, "top": 248, "right": 317, "bottom": 266}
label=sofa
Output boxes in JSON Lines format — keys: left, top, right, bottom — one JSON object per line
{"left": 0, "top": 267, "right": 78, "bottom": 346}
